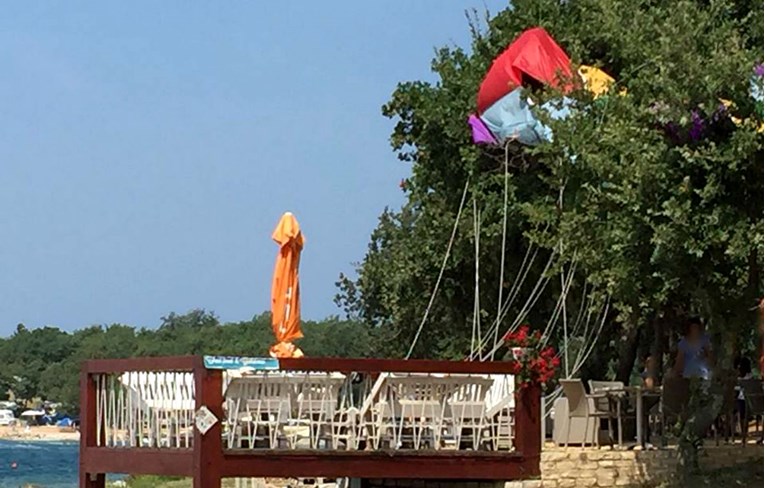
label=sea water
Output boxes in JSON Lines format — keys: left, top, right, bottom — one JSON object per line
{"left": 0, "top": 439, "right": 81, "bottom": 488}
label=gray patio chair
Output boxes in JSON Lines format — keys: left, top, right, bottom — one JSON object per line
{"left": 588, "top": 380, "right": 631, "bottom": 446}
{"left": 559, "top": 379, "right": 615, "bottom": 448}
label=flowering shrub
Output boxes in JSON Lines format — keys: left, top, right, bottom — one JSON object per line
{"left": 502, "top": 325, "right": 560, "bottom": 388}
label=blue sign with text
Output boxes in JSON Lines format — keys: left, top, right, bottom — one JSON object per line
{"left": 203, "top": 356, "right": 279, "bottom": 370}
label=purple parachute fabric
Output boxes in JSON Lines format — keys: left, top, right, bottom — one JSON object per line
{"left": 689, "top": 110, "right": 705, "bottom": 141}
{"left": 468, "top": 114, "right": 497, "bottom": 144}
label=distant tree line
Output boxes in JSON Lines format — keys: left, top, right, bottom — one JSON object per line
{"left": 0, "top": 309, "right": 373, "bottom": 414}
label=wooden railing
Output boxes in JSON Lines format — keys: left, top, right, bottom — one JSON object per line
{"left": 79, "top": 356, "right": 541, "bottom": 488}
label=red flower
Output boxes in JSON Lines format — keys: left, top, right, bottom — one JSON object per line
{"left": 504, "top": 325, "right": 560, "bottom": 388}
{"left": 509, "top": 360, "right": 522, "bottom": 375}
{"left": 516, "top": 326, "right": 529, "bottom": 344}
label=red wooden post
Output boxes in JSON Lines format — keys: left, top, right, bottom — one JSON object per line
{"left": 514, "top": 382, "right": 542, "bottom": 477}
{"left": 79, "top": 369, "right": 105, "bottom": 488}
{"left": 193, "top": 358, "right": 224, "bottom": 488}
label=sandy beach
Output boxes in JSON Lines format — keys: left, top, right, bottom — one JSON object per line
{"left": 0, "top": 424, "right": 80, "bottom": 442}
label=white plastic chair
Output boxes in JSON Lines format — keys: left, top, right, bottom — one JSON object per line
{"left": 118, "top": 371, "right": 195, "bottom": 448}
{"left": 289, "top": 372, "right": 347, "bottom": 449}
{"left": 483, "top": 374, "right": 515, "bottom": 450}
{"left": 224, "top": 373, "right": 293, "bottom": 449}
{"left": 446, "top": 376, "right": 495, "bottom": 449}
{"left": 363, "top": 374, "right": 450, "bottom": 450}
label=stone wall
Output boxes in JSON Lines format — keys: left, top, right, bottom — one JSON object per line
{"left": 237, "top": 445, "right": 762, "bottom": 488}
{"left": 538, "top": 445, "right": 763, "bottom": 487}
{"left": 364, "top": 481, "right": 508, "bottom": 488}
{"left": 352, "top": 445, "right": 762, "bottom": 488}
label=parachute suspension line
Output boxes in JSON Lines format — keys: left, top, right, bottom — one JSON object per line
{"left": 501, "top": 251, "right": 556, "bottom": 330}
{"left": 405, "top": 179, "right": 471, "bottom": 360}
{"left": 506, "top": 239, "right": 538, "bottom": 314}
{"left": 481, "top": 272, "right": 551, "bottom": 361}
{"left": 488, "top": 167, "right": 567, "bottom": 360}
{"left": 570, "top": 281, "right": 591, "bottom": 338}
{"left": 580, "top": 288, "right": 595, "bottom": 338}
{"left": 561, "top": 270, "right": 569, "bottom": 376}
{"left": 539, "top": 257, "right": 578, "bottom": 350}
{"left": 570, "top": 295, "right": 611, "bottom": 377}
{"left": 470, "top": 197, "right": 481, "bottom": 358}
{"left": 557, "top": 166, "right": 570, "bottom": 376}
{"left": 543, "top": 291, "right": 609, "bottom": 418}
{"left": 478, "top": 248, "right": 555, "bottom": 360}
{"left": 569, "top": 296, "right": 609, "bottom": 377}
{"left": 468, "top": 236, "right": 541, "bottom": 360}
{"left": 491, "top": 141, "right": 511, "bottom": 360}
{"left": 480, "top": 250, "right": 556, "bottom": 361}
{"left": 469, "top": 224, "right": 550, "bottom": 360}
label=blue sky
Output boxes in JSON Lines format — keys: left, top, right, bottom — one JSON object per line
{"left": 0, "top": 1, "right": 506, "bottom": 335}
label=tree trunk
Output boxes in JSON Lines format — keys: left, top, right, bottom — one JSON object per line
{"left": 616, "top": 320, "right": 641, "bottom": 384}
{"left": 652, "top": 316, "right": 667, "bottom": 382}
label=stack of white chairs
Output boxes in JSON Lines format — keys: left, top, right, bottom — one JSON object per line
{"left": 221, "top": 370, "right": 515, "bottom": 452}
{"left": 446, "top": 375, "right": 496, "bottom": 450}
{"left": 224, "top": 372, "right": 294, "bottom": 449}
{"left": 483, "top": 374, "right": 515, "bottom": 450}
{"left": 365, "top": 374, "right": 449, "bottom": 450}
{"left": 224, "top": 371, "right": 347, "bottom": 450}
{"left": 361, "top": 373, "right": 501, "bottom": 451}
{"left": 117, "top": 371, "right": 195, "bottom": 449}
{"left": 291, "top": 372, "right": 347, "bottom": 448}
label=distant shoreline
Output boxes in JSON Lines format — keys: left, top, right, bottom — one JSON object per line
{"left": 0, "top": 425, "right": 80, "bottom": 442}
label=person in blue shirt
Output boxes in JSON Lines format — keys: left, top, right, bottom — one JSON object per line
{"left": 673, "top": 317, "right": 713, "bottom": 380}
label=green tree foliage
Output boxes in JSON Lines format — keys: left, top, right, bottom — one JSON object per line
{"left": 337, "top": 0, "right": 763, "bottom": 369}
{"left": 0, "top": 310, "right": 372, "bottom": 413}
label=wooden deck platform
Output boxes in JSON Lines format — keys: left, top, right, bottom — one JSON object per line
{"left": 79, "top": 356, "right": 541, "bottom": 487}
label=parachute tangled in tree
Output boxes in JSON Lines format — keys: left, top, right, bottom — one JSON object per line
{"left": 468, "top": 27, "right": 615, "bottom": 146}
{"left": 469, "top": 28, "right": 761, "bottom": 147}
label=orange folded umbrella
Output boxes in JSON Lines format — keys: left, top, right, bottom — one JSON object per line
{"left": 269, "top": 212, "right": 305, "bottom": 358}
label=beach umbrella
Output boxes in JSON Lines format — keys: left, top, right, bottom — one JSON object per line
{"left": 269, "top": 212, "right": 305, "bottom": 359}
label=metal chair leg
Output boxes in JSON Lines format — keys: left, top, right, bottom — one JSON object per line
{"left": 564, "top": 414, "right": 571, "bottom": 449}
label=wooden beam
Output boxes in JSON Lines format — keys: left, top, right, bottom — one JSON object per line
{"left": 279, "top": 357, "right": 520, "bottom": 374}
{"left": 81, "top": 448, "right": 194, "bottom": 476}
{"left": 84, "top": 356, "right": 519, "bottom": 375}
{"left": 193, "top": 357, "right": 224, "bottom": 488}
{"left": 79, "top": 368, "right": 105, "bottom": 488}
{"left": 84, "top": 356, "right": 197, "bottom": 373}
{"left": 221, "top": 450, "right": 535, "bottom": 479}
{"left": 513, "top": 382, "right": 542, "bottom": 476}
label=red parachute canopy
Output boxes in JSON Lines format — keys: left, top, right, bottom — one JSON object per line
{"left": 476, "top": 27, "right": 574, "bottom": 114}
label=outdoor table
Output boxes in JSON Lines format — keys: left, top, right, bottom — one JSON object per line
{"left": 597, "top": 385, "right": 662, "bottom": 447}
